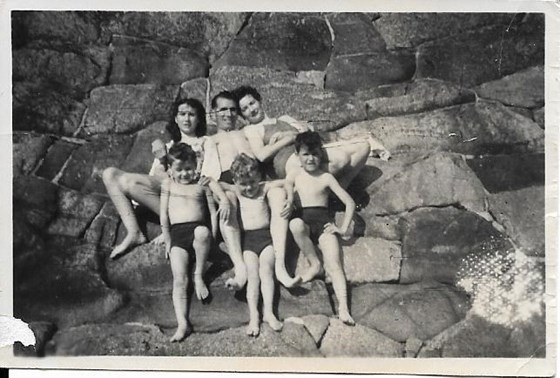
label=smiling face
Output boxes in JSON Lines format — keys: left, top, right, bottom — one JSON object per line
{"left": 169, "top": 158, "right": 198, "bottom": 185}
{"left": 239, "top": 94, "right": 265, "bottom": 124}
{"left": 213, "top": 97, "right": 238, "bottom": 132}
{"left": 234, "top": 172, "right": 261, "bottom": 198}
{"left": 297, "top": 144, "right": 322, "bottom": 173}
{"left": 174, "top": 103, "right": 200, "bottom": 137}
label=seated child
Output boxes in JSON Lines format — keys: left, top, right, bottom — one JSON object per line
{"left": 283, "top": 131, "right": 356, "bottom": 325}
{"left": 221, "top": 153, "right": 284, "bottom": 337}
{"left": 160, "top": 143, "right": 231, "bottom": 342}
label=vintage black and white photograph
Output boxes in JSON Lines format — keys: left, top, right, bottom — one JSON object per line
{"left": 4, "top": 1, "right": 556, "bottom": 375}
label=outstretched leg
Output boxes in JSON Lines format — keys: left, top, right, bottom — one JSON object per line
{"left": 289, "top": 218, "right": 323, "bottom": 283}
{"left": 318, "top": 233, "right": 354, "bottom": 326}
{"left": 267, "top": 187, "right": 301, "bottom": 288}
{"left": 169, "top": 246, "right": 192, "bottom": 342}
{"left": 260, "top": 246, "right": 283, "bottom": 331}
{"left": 192, "top": 225, "right": 211, "bottom": 301}
{"left": 244, "top": 250, "right": 261, "bottom": 337}
{"left": 102, "top": 167, "right": 162, "bottom": 259}
{"left": 218, "top": 191, "right": 247, "bottom": 290}
{"left": 325, "top": 141, "right": 370, "bottom": 189}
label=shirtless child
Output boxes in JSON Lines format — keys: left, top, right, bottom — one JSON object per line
{"left": 220, "top": 153, "right": 284, "bottom": 336}
{"left": 283, "top": 131, "right": 356, "bottom": 325}
{"left": 160, "top": 143, "right": 231, "bottom": 342}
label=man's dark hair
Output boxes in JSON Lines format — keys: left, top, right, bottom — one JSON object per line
{"left": 295, "top": 131, "right": 323, "bottom": 153}
{"left": 211, "top": 90, "right": 238, "bottom": 110}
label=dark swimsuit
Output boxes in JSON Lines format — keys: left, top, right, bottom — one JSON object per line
{"left": 170, "top": 221, "right": 205, "bottom": 252}
{"left": 242, "top": 228, "right": 273, "bottom": 256}
{"left": 299, "top": 206, "right": 333, "bottom": 244}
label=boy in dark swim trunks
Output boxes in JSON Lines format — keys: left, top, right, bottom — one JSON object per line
{"left": 220, "top": 153, "right": 286, "bottom": 336}
{"left": 160, "top": 143, "right": 231, "bottom": 342}
{"left": 283, "top": 131, "right": 356, "bottom": 325}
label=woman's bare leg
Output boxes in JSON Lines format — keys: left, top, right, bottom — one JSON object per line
{"left": 260, "top": 246, "right": 283, "bottom": 331}
{"left": 325, "top": 141, "right": 370, "bottom": 189}
{"left": 169, "top": 246, "right": 192, "bottom": 342}
{"left": 318, "top": 233, "right": 354, "bottom": 325}
{"left": 267, "top": 187, "right": 301, "bottom": 288}
{"left": 219, "top": 191, "right": 247, "bottom": 290}
{"left": 102, "top": 167, "right": 162, "bottom": 259}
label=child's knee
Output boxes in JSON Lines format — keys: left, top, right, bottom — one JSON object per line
{"left": 173, "top": 275, "right": 188, "bottom": 289}
{"left": 194, "top": 226, "right": 211, "bottom": 242}
{"left": 289, "top": 218, "right": 307, "bottom": 234}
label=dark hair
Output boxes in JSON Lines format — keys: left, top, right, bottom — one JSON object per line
{"left": 211, "top": 90, "right": 238, "bottom": 110}
{"left": 230, "top": 153, "right": 261, "bottom": 181}
{"left": 167, "top": 98, "right": 207, "bottom": 142}
{"left": 167, "top": 143, "right": 197, "bottom": 166}
{"left": 295, "top": 131, "right": 323, "bottom": 153}
{"left": 233, "top": 86, "right": 262, "bottom": 104}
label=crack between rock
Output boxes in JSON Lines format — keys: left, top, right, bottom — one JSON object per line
{"left": 72, "top": 106, "right": 88, "bottom": 138}
{"left": 51, "top": 148, "right": 76, "bottom": 185}
{"left": 29, "top": 138, "right": 56, "bottom": 176}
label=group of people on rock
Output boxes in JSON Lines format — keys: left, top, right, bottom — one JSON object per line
{"left": 102, "top": 87, "right": 390, "bottom": 342}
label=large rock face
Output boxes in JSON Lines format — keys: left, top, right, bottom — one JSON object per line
{"left": 12, "top": 12, "right": 545, "bottom": 359}
{"left": 338, "top": 101, "right": 544, "bottom": 156}
{"left": 82, "top": 85, "right": 179, "bottom": 135}
{"left": 399, "top": 207, "right": 510, "bottom": 284}
{"left": 109, "top": 36, "right": 209, "bottom": 85}
{"left": 215, "top": 13, "right": 332, "bottom": 72}
{"left": 416, "top": 19, "right": 544, "bottom": 87}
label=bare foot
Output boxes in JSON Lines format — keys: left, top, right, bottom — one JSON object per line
{"left": 263, "top": 314, "right": 283, "bottom": 332}
{"left": 300, "top": 263, "right": 323, "bottom": 283}
{"left": 194, "top": 275, "right": 209, "bottom": 301}
{"left": 338, "top": 310, "right": 355, "bottom": 326}
{"left": 275, "top": 264, "right": 302, "bottom": 288}
{"left": 246, "top": 320, "right": 260, "bottom": 337}
{"left": 170, "top": 323, "right": 192, "bottom": 342}
{"left": 110, "top": 231, "right": 146, "bottom": 260}
{"left": 225, "top": 265, "right": 247, "bottom": 291}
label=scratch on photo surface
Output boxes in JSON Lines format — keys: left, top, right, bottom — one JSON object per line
{"left": 0, "top": 315, "right": 36, "bottom": 347}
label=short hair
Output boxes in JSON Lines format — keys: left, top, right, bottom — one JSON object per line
{"left": 230, "top": 153, "right": 261, "bottom": 181}
{"left": 233, "top": 86, "right": 262, "bottom": 104}
{"left": 211, "top": 90, "right": 237, "bottom": 110}
{"left": 167, "top": 98, "right": 207, "bottom": 142}
{"left": 167, "top": 143, "right": 197, "bottom": 166}
{"left": 295, "top": 131, "right": 323, "bottom": 153}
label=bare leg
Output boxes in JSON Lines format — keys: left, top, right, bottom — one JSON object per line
{"left": 267, "top": 187, "right": 301, "bottom": 288}
{"left": 193, "top": 226, "right": 211, "bottom": 301}
{"left": 289, "top": 218, "right": 323, "bottom": 283}
{"left": 244, "top": 251, "right": 260, "bottom": 337}
{"left": 325, "top": 141, "right": 370, "bottom": 189}
{"left": 218, "top": 191, "right": 247, "bottom": 290}
{"left": 169, "top": 246, "right": 192, "bottom": 341}
{"left": 318, "top": 233, "right": 354, "bottom": 326}
{"left": 260, "top": 246, "right": 283, "bottom": 331}
{"left": 102, "top": 167, "right": 162, "bottom": 259}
